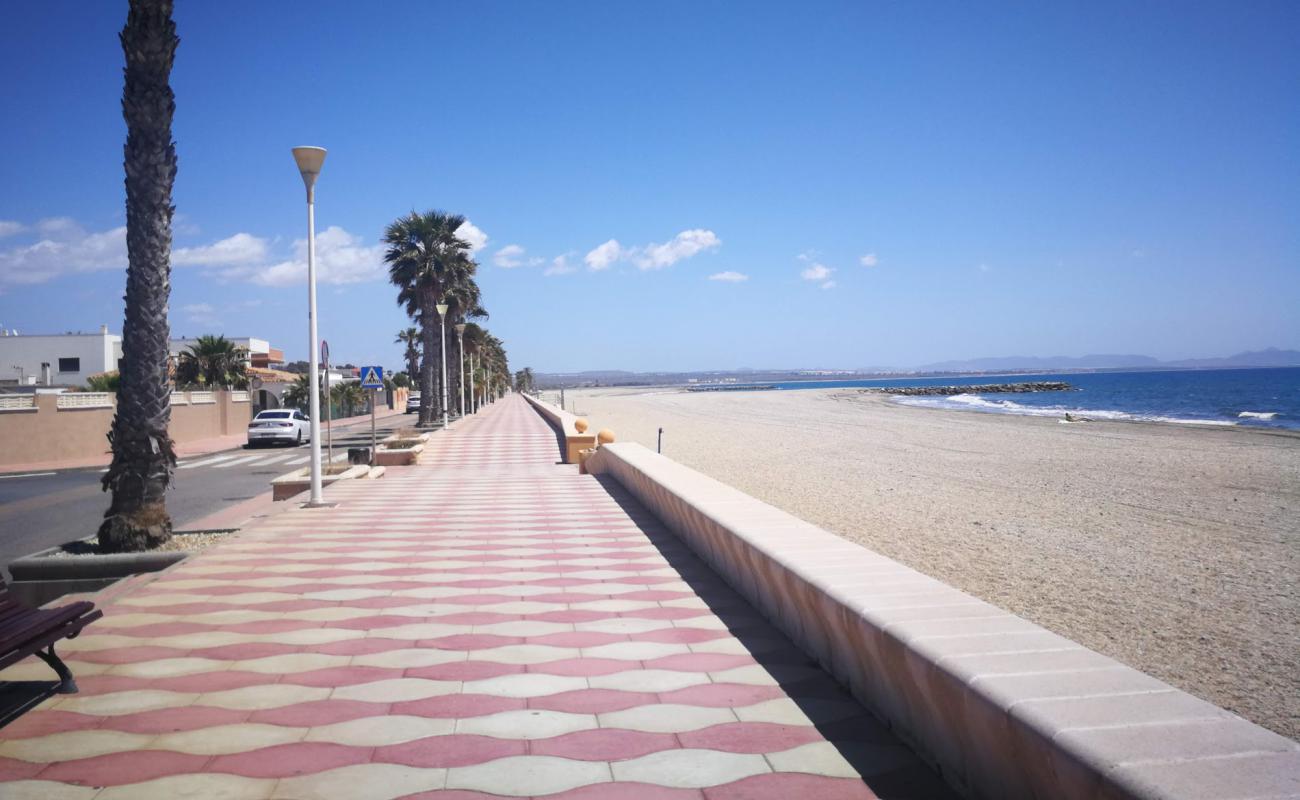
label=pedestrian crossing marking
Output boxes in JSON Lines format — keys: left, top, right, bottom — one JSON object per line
{"left": 178, "top": 454, "right": 242, "bottom": 470}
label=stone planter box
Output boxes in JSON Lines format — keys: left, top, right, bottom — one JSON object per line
{"left": 374, "top": 439, "right": 425, "bottom": 467}
{"left": 8, "top": 542, "right": 188, "bottom": 607}
{"left": 270, "top": 463, "right": 377, "bottom": 501}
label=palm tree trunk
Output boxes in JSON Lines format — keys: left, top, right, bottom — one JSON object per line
{"left": 99, "top": 0, "right": 179, "bottom": 553}
{"left": 419, "top": 288, "right": 437, "bottom": 426}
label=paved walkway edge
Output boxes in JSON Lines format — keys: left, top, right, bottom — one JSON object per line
{"left": 582, "top": 439, "right": 1300, "bottom": 800}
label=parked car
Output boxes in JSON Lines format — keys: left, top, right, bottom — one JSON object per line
{"left": 405, "top": 393, "right": 421, "bottom": 414}
{"left": 247, "top": 409, "right": 311, "bottom": 447}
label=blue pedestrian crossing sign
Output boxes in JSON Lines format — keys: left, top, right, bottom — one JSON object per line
{"left": 359, "top": 366, "right": 384, "bottom": 389}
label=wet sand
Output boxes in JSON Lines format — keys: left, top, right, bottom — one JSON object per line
{"left": 565, "top": 386, "right": 1300, "bottom": 739}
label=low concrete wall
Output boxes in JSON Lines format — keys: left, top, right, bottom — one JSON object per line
{"left": 0, "top": 390, "right": 253, "bottom": 467}
{"left": 522, "top": 393, "right": 596, "bottom": 463}
{"left": 586, "top": 442, "right": 1300, "bottom": 800}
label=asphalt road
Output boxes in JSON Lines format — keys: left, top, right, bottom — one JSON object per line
{"left": 0, "top": 413, "right": 414, "bottom": 579}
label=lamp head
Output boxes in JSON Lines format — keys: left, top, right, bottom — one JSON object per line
{"left": 291, "top": 146, "right": 327, "bottom": 195}
{"left": 435, "top": 303, "right": 449, "bottom": 317}
{"left": 455, "top": 323, "right": 466, "bottom": 335}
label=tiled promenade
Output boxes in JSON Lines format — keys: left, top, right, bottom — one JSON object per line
{"left": 0, "top": 395, "right": 951, "bottom": 799}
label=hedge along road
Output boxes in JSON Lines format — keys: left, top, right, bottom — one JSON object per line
{"left": 0, "top": 413, "right": 414, "bottom": 579}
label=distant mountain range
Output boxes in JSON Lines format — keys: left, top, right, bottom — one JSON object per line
{"left": 917, "top": 348, "right": 1300, "bottom": 373}
{"left": 534, "top": 348, "right": 1300, "bottom": 388}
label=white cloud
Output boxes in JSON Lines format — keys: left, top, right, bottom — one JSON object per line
{"left": 582, "top": 229, "right": 722, "bottom": 272}
{"left": 800, "top": 263, "right": 833, "bottom": 281}
{"left": 585, "top": 239, "right": 624, "bottom": 271}
{"left": 544, "top": 253, "right": 578, "bottom": 276}
{"left": 456, "top": 220, "right": 488, "bottom": 254}
{"left": 859, "top": 253, "right": 878, "bottom": 267}
{"left": 978, "top": 262, "right": 991, "bottom": 273}
{"left": 36, "top": 217, "right": 81, "bottom": 237}
{"left": 633, "top": 229, "right": 721, "bottom": 270}
{"left": 0, "top": 221, "right": 24, "bottom": 238}
{"left": 181, "top": 302, "right": 217, "bottom": 324}
{"left": 491, "top": 244, "right": 540, "bottom": 269}
{"left": 796, "top": 249, "right": 820, "bottom": 262}
{"left": 172, "top": 232, "right": 269, "bottom": 266}
{"left": 0, "top": 221, "right": 126, "bottom": 287}
{"left": 0, "top": 217, "right": 388, "bottom": 291}
{"left": 708, "top": 271, "right": 748, "bottom": 282}
{"left": 820, "top": 280, "right": 837, "bottom": 290}
{"left": 220, "top": 226, "right": 384, "bottom": 287}
{"left": 493, "top": 244, "right": 526, "bottom": 268}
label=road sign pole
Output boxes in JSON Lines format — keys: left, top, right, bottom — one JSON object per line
{"left": 370, "top": 389, "right": 377, "bottom": 463}
{"left": 324, "top": 365, "right": 332, "bottom": 463}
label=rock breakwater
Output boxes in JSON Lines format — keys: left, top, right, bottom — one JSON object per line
{"left": 862, "top": 381, "right": 1073, "bottom": 396}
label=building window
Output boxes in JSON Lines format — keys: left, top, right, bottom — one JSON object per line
{"left": 58, "top": 357, "right": 80, "bottom": 373}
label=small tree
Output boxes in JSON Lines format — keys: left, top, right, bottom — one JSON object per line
{"left": 86, "top": 371, "right": 122, "bottom": 392}
{"left": 175, "top": 334, "right": 249, "bottom": 388}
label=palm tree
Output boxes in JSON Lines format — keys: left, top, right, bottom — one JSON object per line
{"left": 99, "top": 0, "right": 180, "bottom": 553}
{"left": 331, "top": 382, "right": 365, "bottom": 418}
{"left": 394, "top": 327, "right": 421, "bottom": 389}
{"left": 384, "top": 211, "right": 473, "bottom": 426}
{"left": 282, "top": 374, "right": 311, "bottom": 411}
{"left": 175, "top": 334, "right": 248, "bottom": 388}
{"left": 440, "top": 260, "right": 487, "bottom": 415}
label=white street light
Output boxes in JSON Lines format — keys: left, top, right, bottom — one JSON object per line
{"left": 436, "top": 303, "right": 449, "bottom": 429}
{"left": 292, "top": 146, "right": 327, "bottom": 506}
{"left": 455, "top": 323, "right": 466, "bottom": 418}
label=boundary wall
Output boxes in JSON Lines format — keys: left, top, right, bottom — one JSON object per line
{"left": 0, "top": 390, "right": 253, "bottom": 467}
{"left": 582, "top": 440, "right": 1300, "bottom": 800}
{"left": 521, "top": 393, "right": 596, "bottom": 463}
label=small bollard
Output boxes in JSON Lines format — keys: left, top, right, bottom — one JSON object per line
{"left": 348, "top": 447, "right": 371, "bottom": 466}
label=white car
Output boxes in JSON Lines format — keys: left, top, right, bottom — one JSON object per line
{"left": 405, "top": 393, "right": 421, "bottom": 414}
{"left": 247, "top": 409, "right": 311, "bottom": 447}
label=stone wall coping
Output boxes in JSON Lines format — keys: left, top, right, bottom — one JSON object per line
{"left": 585, "top": 440, "right": 1300, "bottom": 800}
{"left": 521, "top": 392, "right": 583, "bottom": 435}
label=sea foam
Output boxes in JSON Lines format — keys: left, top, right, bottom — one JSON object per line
{"left": 895, "top": 393, "right": 1234, "bottom": 427}
{"left": 1238, "top": 411, "right": 1279, "bottom": 420}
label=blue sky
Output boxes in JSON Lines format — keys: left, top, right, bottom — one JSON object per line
{"left": 1, "top": 1, "right": 1297, "bottom": 372}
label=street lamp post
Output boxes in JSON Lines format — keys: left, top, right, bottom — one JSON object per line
{"left": 455, "top": 323, "right": 466, "bottom": 418}
{"left": 473, "top": 353, "right": 483, "bottom": 416}
{"left": 292, "top": 146, "right": 327, "bottom": 506}
{"left": 436, "top": 303, "right": 449, "bottom": 429}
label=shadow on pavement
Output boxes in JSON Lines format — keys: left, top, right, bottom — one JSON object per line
{"left": 593, "top": 475, "right": 958, "bottom": 800}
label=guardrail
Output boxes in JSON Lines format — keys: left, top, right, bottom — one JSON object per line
{"left": 585, "top": 442, "right": 1300, "bottom": 800}
{"left": 0, "top": 395, "right": 37, "bottom": 412}
{"left": 56, "top": 392, "right": 114, "bottom": 410}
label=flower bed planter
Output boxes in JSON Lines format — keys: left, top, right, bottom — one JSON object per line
{"left": 270, "top": 463, "right": 380, "bottom": 501}
{"left": 374, "top": 438, "right": 425, "bottom": 467}
{"left": 7, "top": 530, "right": 231, "bottom": 607}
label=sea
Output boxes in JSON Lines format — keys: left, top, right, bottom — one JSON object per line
{"left": 765, "top": 367, "right": 1300, "bottom": 431}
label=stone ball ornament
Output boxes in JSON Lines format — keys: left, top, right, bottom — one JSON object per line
{"left": 574, "top": 418, "right": 589, "bottom": 433}
{"left": 597, "top": 429, "right": 616, "bottom": 445}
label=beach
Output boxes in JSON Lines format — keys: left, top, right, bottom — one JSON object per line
{"left": 566, "top": 386, "right": 1300, "bottom": 739}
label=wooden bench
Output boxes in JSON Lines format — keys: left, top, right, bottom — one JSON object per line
{"left": 0, "top": 579, "right": 102, "bottom": 694}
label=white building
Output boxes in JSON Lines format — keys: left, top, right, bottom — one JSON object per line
{"left": 0, "top": 326, "right": 122, "bottom": 387}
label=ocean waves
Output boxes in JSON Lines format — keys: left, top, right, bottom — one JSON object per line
{"left": 893, "top": 393, "right": 1265, "bottom": 428}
